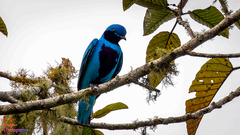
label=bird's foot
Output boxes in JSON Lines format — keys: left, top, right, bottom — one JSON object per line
{"left": 89, "top": 83, "right": 99, "bottom": 93}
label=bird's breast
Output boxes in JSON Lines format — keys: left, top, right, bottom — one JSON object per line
{"left": 97, "top": 44, "right": 120, "bottom": 80}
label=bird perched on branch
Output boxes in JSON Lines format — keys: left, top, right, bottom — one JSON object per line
{"left": 77, "top": 24, "right": 127, "bottom": 124}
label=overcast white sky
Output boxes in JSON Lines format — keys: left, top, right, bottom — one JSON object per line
{"left": 0, "top": 0, "right": 240, "bottom": 135}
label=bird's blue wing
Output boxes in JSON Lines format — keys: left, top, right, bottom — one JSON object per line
{"left": 77, "top": 38, "right": 98, "bottom": 90}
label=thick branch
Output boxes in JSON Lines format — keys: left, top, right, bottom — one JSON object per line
{"left": 186, "top": 50, "right": 240, "bottom": 58}
{"left": 0, "top": 8, "right": 239, "bottom": 115}
{"left": 59, "top": 86, "right": 240, "bottom": 130}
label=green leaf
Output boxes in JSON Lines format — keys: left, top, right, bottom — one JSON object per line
{"left": 83, "top": 127, "right": 104, "bottom": 135}
{"left": 123, "top": 0, "right": 168, "bottom": 12}
{"left": 220, "top": 27, "right": 229, "bottom": 38}
{"left": 137, "top": 0, "right": 168, "bottom": 7}
{"left": 185, "top": 58, "right": 233, "bottom": 135}
{"left": 190, "top": 6, "right": 223, "bottom": 28}
{"left": 123, "top": 0, "right": 134, "bottom": 11}
{"left": 146, "top": 31, "right": 180, "bottom": 87}
{"left": 190, "top": 6, "right": 229, "bottom": 38}
{"left": 93, "top": 102, "right": 128, "bottom": 119}
{"left": 234, "top": 19, "right": 240, "bottom": 30}
{"left": 143, "top": 9, "right": 175, "bottom": 35}
{"left": 135, "top": 0, "right": 168, "bottom": 9}
{"left": 0, "top": 17, "right": 8, "bottom": 36}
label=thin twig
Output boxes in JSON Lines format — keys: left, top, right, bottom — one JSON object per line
{"left": 52, "top": 84, "right": 66, "bottom": 92}
{"left": 219, "top": 0, "right": 231, "bottom": 16}
{"left": 132, "top": 80, "right": 161, "bottom": 93}
{"left": 186, "top": 50, "right": 240, "bottom": 58}
{"left": 177, "top": 12, "right": 195, "bottom": 39}
{"left": 178, "top": 0, "right": 188, "bottom": 10}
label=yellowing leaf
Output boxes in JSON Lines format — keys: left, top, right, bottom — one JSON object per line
{"left": 0, "top": 17, "right": 8, "bottom": 36}
{"left": 190, "top": 6, "right": 229, "bottom": 38}
{"left": 122, "top": 0, "right": 134, "bottom": 11}
{"left": 83, "top": 127, "right": 104, "bottom": 135}
{"left": 143, "top": 9, "right": 175, "bottom": 35}
{"left": 186, "top": 58, "right": 233, "bottom": 135}
{"left": 93, "top": 102, "right": 128, "bottom": 119}
{"left": 146, "top": 31, "right": 180, "bottom": 87}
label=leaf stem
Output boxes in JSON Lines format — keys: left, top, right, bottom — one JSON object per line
{"left": 165, "top": 19, "right": 178, "bottom": 47}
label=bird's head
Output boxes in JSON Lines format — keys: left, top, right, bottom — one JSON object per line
{"left": 102, "top": 24, "right": 127, "bottom": 45}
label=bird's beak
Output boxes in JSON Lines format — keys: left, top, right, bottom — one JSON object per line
{"left": 120, "top": 36, "right": 126, "bottom": 40}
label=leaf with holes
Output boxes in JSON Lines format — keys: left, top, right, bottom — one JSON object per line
{"left": 0, "top": 17, "right": 8, "bottom": 36}
{"left": 146, "top": 31, "right": 180, "bottom": 87}
{"left": 186, "top": 58, "right": 233, "bottom": 135}
{"left": 143, "top": 8, "right": 175, "bottom": 35}
{"left": 82, "top": 127, "right": 104, "bottom": 135}
{"left": 189, "top": 6, "right": 229, "bottom": 38}
{"left": 93, "top": 102, "right": 128, "bottom": 119}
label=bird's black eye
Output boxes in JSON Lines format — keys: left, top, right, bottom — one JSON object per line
{"left": 112, "top": 28, "right": 116, "bottom": 33}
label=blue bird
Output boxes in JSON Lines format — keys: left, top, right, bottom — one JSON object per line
{"left": 77, "top": 24, "right": 127, "bottom": 124}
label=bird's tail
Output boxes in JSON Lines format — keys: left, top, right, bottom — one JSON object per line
{"left": 77, "top": 96, "right": 96, "bottom": 124}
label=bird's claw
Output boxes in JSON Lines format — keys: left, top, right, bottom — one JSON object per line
{"left": 89, "top": 84, "right": 99, "bottom": 93}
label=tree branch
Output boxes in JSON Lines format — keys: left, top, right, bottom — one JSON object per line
{"left": 219, "top": 0, "right": 231, "bottom": 16}
{"left": 177, "top": 12, "right": 195, "bottom": 39}
{"left": 0, "top": 87, "right": 42, "bottom": 100}
{"left": 0, "top": 92, "right": 19, "bottom": 103}
{"left": 0, "top": 71, "right": 13, "bottom": 80}
{"left": 0, "top": 71, "right": 37, "bottom": 84}
{"left": 132, "top": 80, "right": 161, "bottom": 93}
{"left": 0, "top": 8, "right": 239, "bottom": 115}
{"left": 185, "top": 50, "right": 240, "bottom": 58}
{"left": 0, "top": 77, "right": 52, "bottom": 102}
{"left": 59, "top": 86, "right": 240, "bottom": 130}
